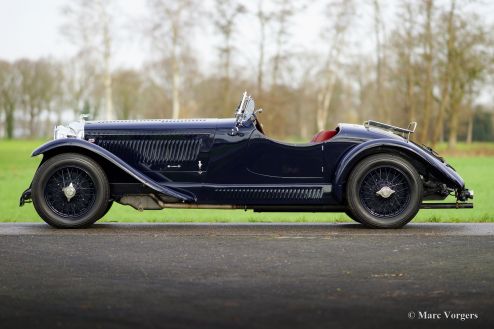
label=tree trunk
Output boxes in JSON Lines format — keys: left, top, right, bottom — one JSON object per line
{"left": 447, "top": 106, "right": 459, "bottom": 149}
{"left": 406, "top": 60, "right": 415, "bottom": 123}
{"left": 271, "top": 1, "right": 288, "bottom": 87}
{"left": 316, "top": 1, "right": 353, "bottom": 132}
{"left": 316, "top": 74, "right": 337, "bottom": 132}
{"left": 446, "top": 1, "right": 461, "bottom": 150}
{"left": 171, "top": 23, "right": 181, "bottom": 120}
{"left": 466, "top": 111, "right": 473, "bottom": 144}
{"left": 29, "top": 108, "right": 36, "bottom": 139}
{"left": 432, "top": 84, "right": 448, "bottom": 146}
{"left": 104, "top": 67, "right": 113, "bottom": 121}
{"left": 433, "top": 0, "right": 455, "bottom": 147}
{"left": 223, "top": 35, "right": 232, "bottom": 114}
{"left": 98, "top": 0, "right": 114, "bottom": 121}
{"left": 172, "top": 60, "right": 180, "bottom": 119}
{"left": 5, "top": 105, "right": 14, "bottom": 139}
{"left": 448, "top": 83, "right": 463, "bottom": 149}
{"left": 356, "top": 64, "right": 365, "bottom": 123}
{"left": 256, "top": 0, "right": 266, "bottom": 97}
{"left": 373, "top": 0, "right": 387, "bottom": 122}
{"left": 465, "top": 87, "right": 474, "bottom": 144}
{"left": 419, "top": 0, "right": 433, "bottom": 143}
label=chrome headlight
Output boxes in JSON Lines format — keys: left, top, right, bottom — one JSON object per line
{"left": 54, "top": 121, "right": 85, "bottom": 140}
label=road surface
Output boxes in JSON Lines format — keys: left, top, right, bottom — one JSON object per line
{"left": 0, "top": 223, "right": 493, "bottom": 329}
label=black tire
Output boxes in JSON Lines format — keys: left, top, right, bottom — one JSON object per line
{"left": 32, "top": 153, "right": 110, "bottom": 228}
{"left": 345, "top": 210, "right": 361, "bottom": 223}
{"left": 102, "top": 201, "right": 114, "bottom": 218}
{"left": 346, "top": 154, "right": 423, "bottom": 228}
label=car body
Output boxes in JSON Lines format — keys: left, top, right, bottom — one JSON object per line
{"left": 20, "top": 92, "right": 473, "bottom": 228}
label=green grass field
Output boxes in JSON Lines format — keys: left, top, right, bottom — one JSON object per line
{"left": 1, "top": 139, "right": 492, "bottom": 223}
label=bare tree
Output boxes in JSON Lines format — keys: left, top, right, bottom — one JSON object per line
{"left": 465, "top": 84, "right": 475, "bottom": 144}
{"left": 450, "top": 17, "right": 490, "bottom": 147}
{"left": 112, "top": 69, "right": 143, "bottom": 120}
{"left": 147, "top": 0, "right": 201, "bottom": 119}
{"left": 61, "top": 0, "right": 116, "bottom": 120}
{"left": 144, "top": 53, "right": 201, "bottom": 119}
{"left": 418, "top": 0, "right": 434, "bottom": 142}
{"left": 429, "top": 1, "right": 490, "bottom": 148}
{"left": 372, "top": 0, "right": 389, "bottom": 122}
{"left": 270, "top": 0, "right": 302, "bottom": 87}
{"left": 0, "top": 61, "right": 18, "bottom": 139}
{"left": 15, "top": 59, "right": 59, "bottom": 138}
{"left": 431, "top": 1, "right": 455, "bottom": 145}
{"left": 213, "top": 0, "right": 246, "bottom": 112}
{"left": 61, "top": 55, "right": 99, "bottom": 119}
{"left": 392, "top": 0, "right": 418, "bottom": 125}
{"left": 256, "top": 0, "right": 270, "bottom": 97}
{"left": 348, "top": 55, "right": 374, "bottom": 123}
{"left": 316, "top": 0, "right": 355, "bottom": 132}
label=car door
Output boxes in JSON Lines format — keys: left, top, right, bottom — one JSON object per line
{"left": 246, "top": 133, "right": 324, "bottom": 182}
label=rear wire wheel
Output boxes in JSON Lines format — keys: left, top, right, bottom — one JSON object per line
{"left": 346, "top": 154, "right": 423, "bottom": 228}
{"left": 32, "top": 153, "right": 110, "bottom": 228}
{"left": 102, "top": 201, "right": 114, "bottom": 218}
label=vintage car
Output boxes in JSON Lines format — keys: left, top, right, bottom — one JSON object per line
{"left": 20, "top": 92, "right": 473, "bottom": 228}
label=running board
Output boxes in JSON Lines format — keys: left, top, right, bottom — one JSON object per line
{"left": 421, "top": 203, "right": 473, "bottom": 209}
{"left": 252, "top": 205, "right": 346, "bottom": 212}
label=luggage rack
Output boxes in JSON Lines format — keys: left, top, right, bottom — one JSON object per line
{"left": 364, "top": 120, "right": 417, "bottom": 141}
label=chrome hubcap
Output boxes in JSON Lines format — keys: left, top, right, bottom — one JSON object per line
{"left": 375, "top": 186, "right": 395, "bottom": 199}
{"left": 62, "top": 182, "right": 76, "bottom": 202}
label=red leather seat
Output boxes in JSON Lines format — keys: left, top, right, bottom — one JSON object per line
{"left": 311, "top": 130, "right": 338, "bottom": 143}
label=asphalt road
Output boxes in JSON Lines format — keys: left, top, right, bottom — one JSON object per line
{"left": 1, "top": 223, "right": 493, "bottom": 329}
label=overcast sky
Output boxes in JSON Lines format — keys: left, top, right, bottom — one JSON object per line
{"left": 0, "top": 0, "right": 493, "bottom": 80}
{"left": 0, "top": 0, "right": 389, "bottom": 70}
{"left": 0, "top": 0, "right": 143, "bottom": 66}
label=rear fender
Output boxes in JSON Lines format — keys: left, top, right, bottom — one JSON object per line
{"left": 32, "top": 139, "right": 195, "bottom": 202}
{"left": 332, "top": 139, "right": 465, "bottom": 202}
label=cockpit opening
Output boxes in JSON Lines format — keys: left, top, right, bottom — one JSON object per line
{"left": 310, "top": 128, "right": 339, "bottom": 143}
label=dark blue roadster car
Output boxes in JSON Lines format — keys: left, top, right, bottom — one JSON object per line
{"left": 20, "top": 92, "right": 473, "bottom": 228}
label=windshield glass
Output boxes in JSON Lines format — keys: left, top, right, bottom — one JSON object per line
{"left": 244, "top": 97, "right": 255, "bottom": 120}
{"left": 235, "top": 92, "right": 255, "bottom": 124}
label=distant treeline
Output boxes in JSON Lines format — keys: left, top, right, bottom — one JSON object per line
{"left": 0, "top": 0, "right": 493, "bottom": 148}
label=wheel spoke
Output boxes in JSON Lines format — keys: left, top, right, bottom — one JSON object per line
{"left": 359, "top": 166, "right": 411, "bottom": 218}
{"left": 44, "top": 166, "right": 97, "bottom": 219}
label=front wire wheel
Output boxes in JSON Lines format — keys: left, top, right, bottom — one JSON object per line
{"left": 346, "top": 154, "right": 423, "bottom": 228}
{"left": 345, "top": 210, "right": 360, "bottom": 223}
{"left": 32, "top": 153, "right": 110, "bottom": 228}
{"left": 44, "top": 166, "right": 97, "bottom": 218}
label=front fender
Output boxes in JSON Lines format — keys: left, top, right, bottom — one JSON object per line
{"left": 332, "top": 139, "right": 465, "bottom": 202}
{"left": 32, "top": 139, "right": 195, "bottom": 202}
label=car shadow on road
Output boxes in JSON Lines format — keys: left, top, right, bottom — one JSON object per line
{"left": 2, "top": 222, "right": 491, "bottom": 236}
